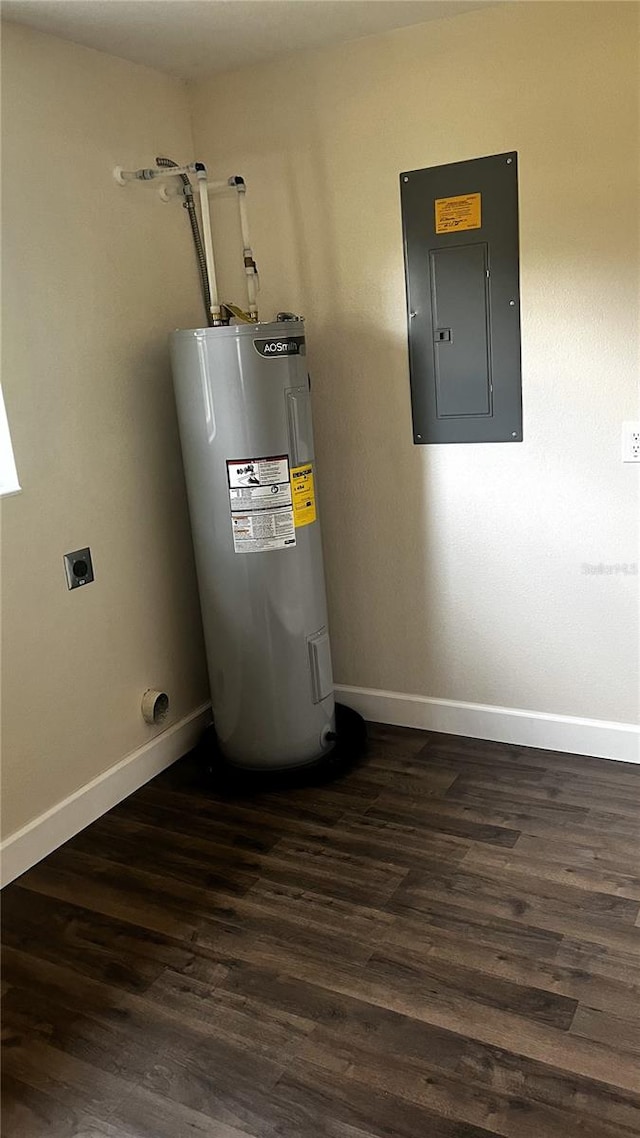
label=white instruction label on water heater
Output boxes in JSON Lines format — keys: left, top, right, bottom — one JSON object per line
{"left": 226, "top": 454, "right": 296, "bottom": 554}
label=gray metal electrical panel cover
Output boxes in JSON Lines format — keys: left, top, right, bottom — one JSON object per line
{"left": 400, "top": 152, "right": 522, "bottom": 444}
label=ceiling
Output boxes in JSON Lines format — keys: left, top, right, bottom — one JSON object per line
{"left": 2, "top": 0, "right": 491, "bottom": 80}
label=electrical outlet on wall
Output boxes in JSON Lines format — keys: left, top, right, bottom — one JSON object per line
{"left": 622, "top": 421, "right": 640, "bottom": 463}
{"left": 64, "top": 547, "right": 94, "bottom": 589}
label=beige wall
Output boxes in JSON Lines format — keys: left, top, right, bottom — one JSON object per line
{"left": 190, "top": 1, "right": 639, "bottom": 725}
{"left": 1, "top": 4, "right": 638, "bottom": 843}
{"left": 1, "top": 23, "right": 209, "bottom": 836}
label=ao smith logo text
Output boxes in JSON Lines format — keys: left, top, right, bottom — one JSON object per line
{"left": 254, "top": 336, "right": 305, "bottom": 358}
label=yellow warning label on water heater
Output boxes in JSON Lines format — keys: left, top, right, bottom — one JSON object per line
{"left": 291, "top": 464, "right": 316, "bottom": 528}
{"left": 435, "top": 192, "right": 481, "bottom": 234}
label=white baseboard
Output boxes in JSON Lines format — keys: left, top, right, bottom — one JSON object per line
{"left": 3, "top": 688, "right": 637, "bottom": 889}
{"left": 335, "top": 685, "right": 640, "bottom": 765}
{"left": 1, "top": 702, "right": 212, "bottom": 889}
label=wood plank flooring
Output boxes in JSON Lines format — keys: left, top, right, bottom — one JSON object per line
{"left": 2, "top": 724, "right": 640, "bottom": 1137}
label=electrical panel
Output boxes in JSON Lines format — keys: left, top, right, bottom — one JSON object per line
{"left": 400, "top": 152, "right": 522, "bottom": 444}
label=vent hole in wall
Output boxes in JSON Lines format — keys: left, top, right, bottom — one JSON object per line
{"left": 142, "top": 689, "right": 170, "bottom": 726}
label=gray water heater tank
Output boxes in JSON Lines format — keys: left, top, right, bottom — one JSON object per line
{"left": 171, "top": 320, "right": 337, "bottom": 770}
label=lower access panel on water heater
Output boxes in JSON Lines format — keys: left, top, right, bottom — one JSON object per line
{"left": 400, "top": 151, "right": 522, "bottom": 444}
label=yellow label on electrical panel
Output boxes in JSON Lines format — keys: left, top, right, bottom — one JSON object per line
{"left": 435, "top": 192, "right": 481, "bottom": 234}
{"left": 291, "top": 464, "right": 316, "bottom": 527}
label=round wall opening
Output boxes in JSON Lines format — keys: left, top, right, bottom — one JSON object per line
{"left": 141, "top": 689, "right": 170, "bottom": 726}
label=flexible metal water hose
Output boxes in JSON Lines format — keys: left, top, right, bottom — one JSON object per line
{"left": 155, "top": 156, "right": 212, "bottom": 325}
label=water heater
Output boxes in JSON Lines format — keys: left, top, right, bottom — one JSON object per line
{"left": 114, "top": 157, "right": 361, "bottom": 771}
{"left": 171, "top": 319, "right": 338, "bottom": 770}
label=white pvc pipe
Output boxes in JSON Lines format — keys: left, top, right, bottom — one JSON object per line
{"left": 114, "top": 165, "right": 195, "bottom": 183}
{"left": 149, "top": 165, "right": 194, "bottom": 178}
{"left": 237, "top": 188, "right": 252, "bottom": 252}
{"left": 247, "top": 273, "right": 258, "bottom": 320}
{"left": 196, "top": 169, "right": 220, "bottom": 321}
{"left": 237, "top": 186, "right": 258, "bottom": 320}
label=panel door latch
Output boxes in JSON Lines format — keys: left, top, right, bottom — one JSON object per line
{"left": 434, "top": 328, "right": 452, "bottom": 342}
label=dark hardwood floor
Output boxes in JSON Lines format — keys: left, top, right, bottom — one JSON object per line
{"left": 2, "top": 723, "right": 640, "bottom": 1137}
